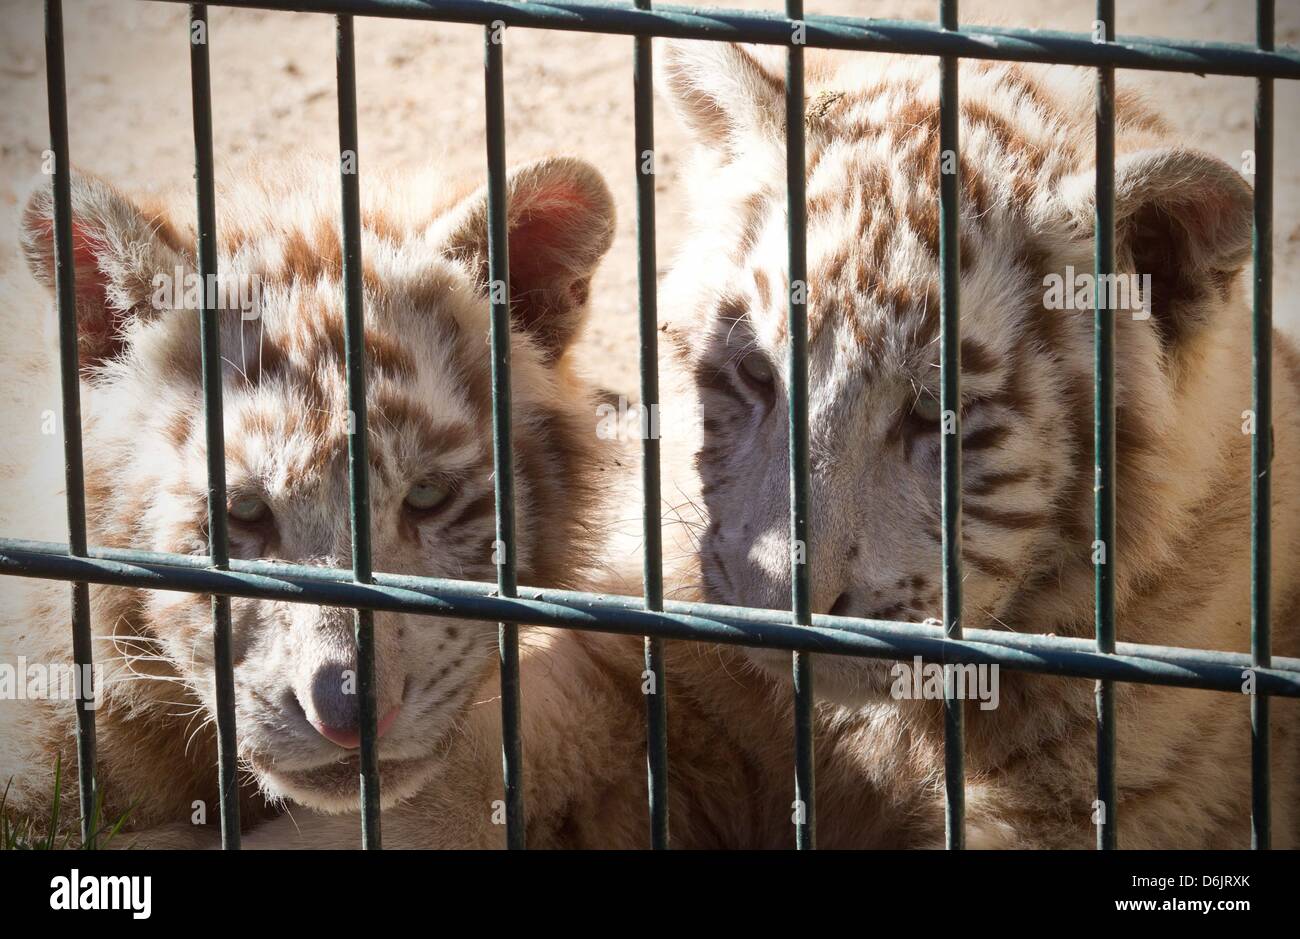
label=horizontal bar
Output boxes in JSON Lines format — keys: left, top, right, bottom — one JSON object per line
{"left": 139, "top": 0, "right": 1300, "bottom": 79}
{"left": 4, "top": 539, "right": 1299, "bottom": 697}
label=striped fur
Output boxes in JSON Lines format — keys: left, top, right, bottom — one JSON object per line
{"left": 1, "top": 156, "right": 615, "bottom": 830}
{"left": 656, "top": 42, "right": 1300, "bottom": 848}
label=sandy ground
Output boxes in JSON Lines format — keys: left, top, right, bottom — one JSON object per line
{"left": 0, "top": 0, "right": 1298, "bottom": 398}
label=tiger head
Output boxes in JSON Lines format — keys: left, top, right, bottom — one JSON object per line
{"left": 19, "top": 156, "right": 614, "bottom": 811}
{"left": 660, "top": 42, "right": 1255, "bottom": 704}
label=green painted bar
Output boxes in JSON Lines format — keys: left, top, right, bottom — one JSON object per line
{"left": 633, "top": 0, "right": 670, "bottom": 850}
{"left": 1251, "top": 0, "right": 1274, "bottom": 851}
{"left": 188, "top": 3, "right": 242, "bottom": 849}
{"left": 334, "top": 14, "right": 383, "bottom": 848}
{"left": 25, "top": 0, "right": 1297, "bottom": 852}
{"left": 42, "top": 0, "right": 98, "bottom": 848}
{"left": 937, "top": 0, "right": 965, "bottom": 852}
{"left": 483, "top": 23, "right": 526, "bottom": 850}
{"left": 145, "top": 0, "right": 1300, "bottom": 80}
{"left": 785, "top": 0, "right": 816, "bottom": 851}
{"left": 1092, "top": 0, "right": 1118, "bottom": 852}
{"left": 9, "top": 539, "right": 1300, "bottom": 697}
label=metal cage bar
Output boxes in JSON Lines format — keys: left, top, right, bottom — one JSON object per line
{"left": 785, "top": 0, "right": 816, "bottom": 851}
{"left": 9, "top": 538, "right": 1300, "bottom": 696}
{"left": 633, "top": 0, "right": 670, "bottom": 850}
{"left": 188, "top": 3, "right": 243, "bottom": 850}
{"left": 22, "top": 0, "right": 1297, "bottom": 850}
{"left": 483, "top": 24, "right": 526, "bottom": 850}
{"left": 42, "top": 0, "right": 98, "bottom": 848}
{"left": 1092, "top": 0, "right": 1118, "bottom": 852}
{"left": 334, "top": 13, "right": 384, "bottom": 848}
{"left": 937, "top": 0, "right": 965, "bottom": 852}
{"left": 1251, "top": 0, "right": 1275, "bottom": 852}
{"left": 145, "top": 0, "right": 1300, "bottom": 79}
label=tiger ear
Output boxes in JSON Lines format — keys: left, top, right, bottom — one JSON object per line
{"left": 433, "top": 156, "right": 615, "bottom": 360}
{"left": 1054, "top": 147, "right": 1253, "bottom": 348}
{"left": 21, "top": 169, "right": 184, "bottom": 373}
{"left": 659, "top": 40, "right": 786, "bottom": 157}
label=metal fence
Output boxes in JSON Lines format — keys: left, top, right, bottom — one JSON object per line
{"left": 3, "top": 0, "right": 1299, "bottom": 851}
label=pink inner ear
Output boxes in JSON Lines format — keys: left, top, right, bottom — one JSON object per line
{"left": 32, "top": 212, "right": 119, "bottom": 356}
{"left": 508, "top": 183, "right": 589, "bottom": 291}
{"left": 72, "top": 223, "right": 111, "bottom": 296}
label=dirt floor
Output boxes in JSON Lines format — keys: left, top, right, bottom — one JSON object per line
{"left": 0, "top": 0, "right": 1298, "bottom": 397}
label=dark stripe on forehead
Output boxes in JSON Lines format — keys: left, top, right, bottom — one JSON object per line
{"left": 960, "top": 339, "right": 999, "bottom": 376}
{"left": 277, "top": 215, "right": 344, "bottom": 285}
{"left": 963, "top": 423, "right": 1010, "bottom": 451}
{"left": 371, "top": 386, "right": 474, "bottom": 457}
{"left": 751, "top": 267, "right": 774, "bottom": 311}
{"left": 964, "top": 501, "right": 1049, "bottom": 531}
{"left": 983, "top": 359, "right": 1032, "bottom": 417}
{"left": 166, "top": 406, "right": 197, "bottom": 448}
{"left": 966, "top": 468, "right": 1032, "bottom": 497}
{"left": 732, "top": 190, "right": 772, "bottom": 262}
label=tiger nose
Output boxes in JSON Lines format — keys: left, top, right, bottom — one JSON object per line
{"left": 303, "top": 666, "right": 400, "bottom": 749}
{"left": 309, "top": 708, "right": 401, "bottom": 749}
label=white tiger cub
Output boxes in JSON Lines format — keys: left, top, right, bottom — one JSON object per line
{"left": 656, "top": 40, "right": 1300, "bottom": 848}
{"left": 0, "top": 155, "right": 618, "bottom": 835}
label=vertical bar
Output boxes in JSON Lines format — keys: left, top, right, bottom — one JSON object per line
{"left": 1250, "top": 0, "right": 1274, "bottom": 851}
{"left": 1092, "top": 0, "right": 1118, "bottom": 851}
{"left": 633, "top": 0, "right": 670, "bottom": 850}
{"left": 785, "top": 0, "right": 816, "bottom": 851}
{"left": 484, "top": 22, "right": 526, "bottom": 850}
{"left": 188, "top": 3, "right": 241, "bottom": 850}
{"left": 43, "top": 0, "right": 97, "bottom": 848}
{"left": 335, "top": 13, "right": 381, "bottom": 848}
{"left": 938, "top": 0, "right": 965, "bottom": 851}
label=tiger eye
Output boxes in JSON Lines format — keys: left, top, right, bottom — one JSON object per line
{"left": 738, "top": 353, "right": 775, "bottom": 386}
{"left": 404, "top": 481, "right": 451, "bottom": 513}
{"left": 228, "top": 494, "right": 269, "bottom": 524}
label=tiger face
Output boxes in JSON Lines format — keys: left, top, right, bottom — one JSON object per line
{"left": 19, "top": 156, "right": 614, "bottom": 811}
{"left": 660, "top": 42, "right": 1254, "bottom": 703}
